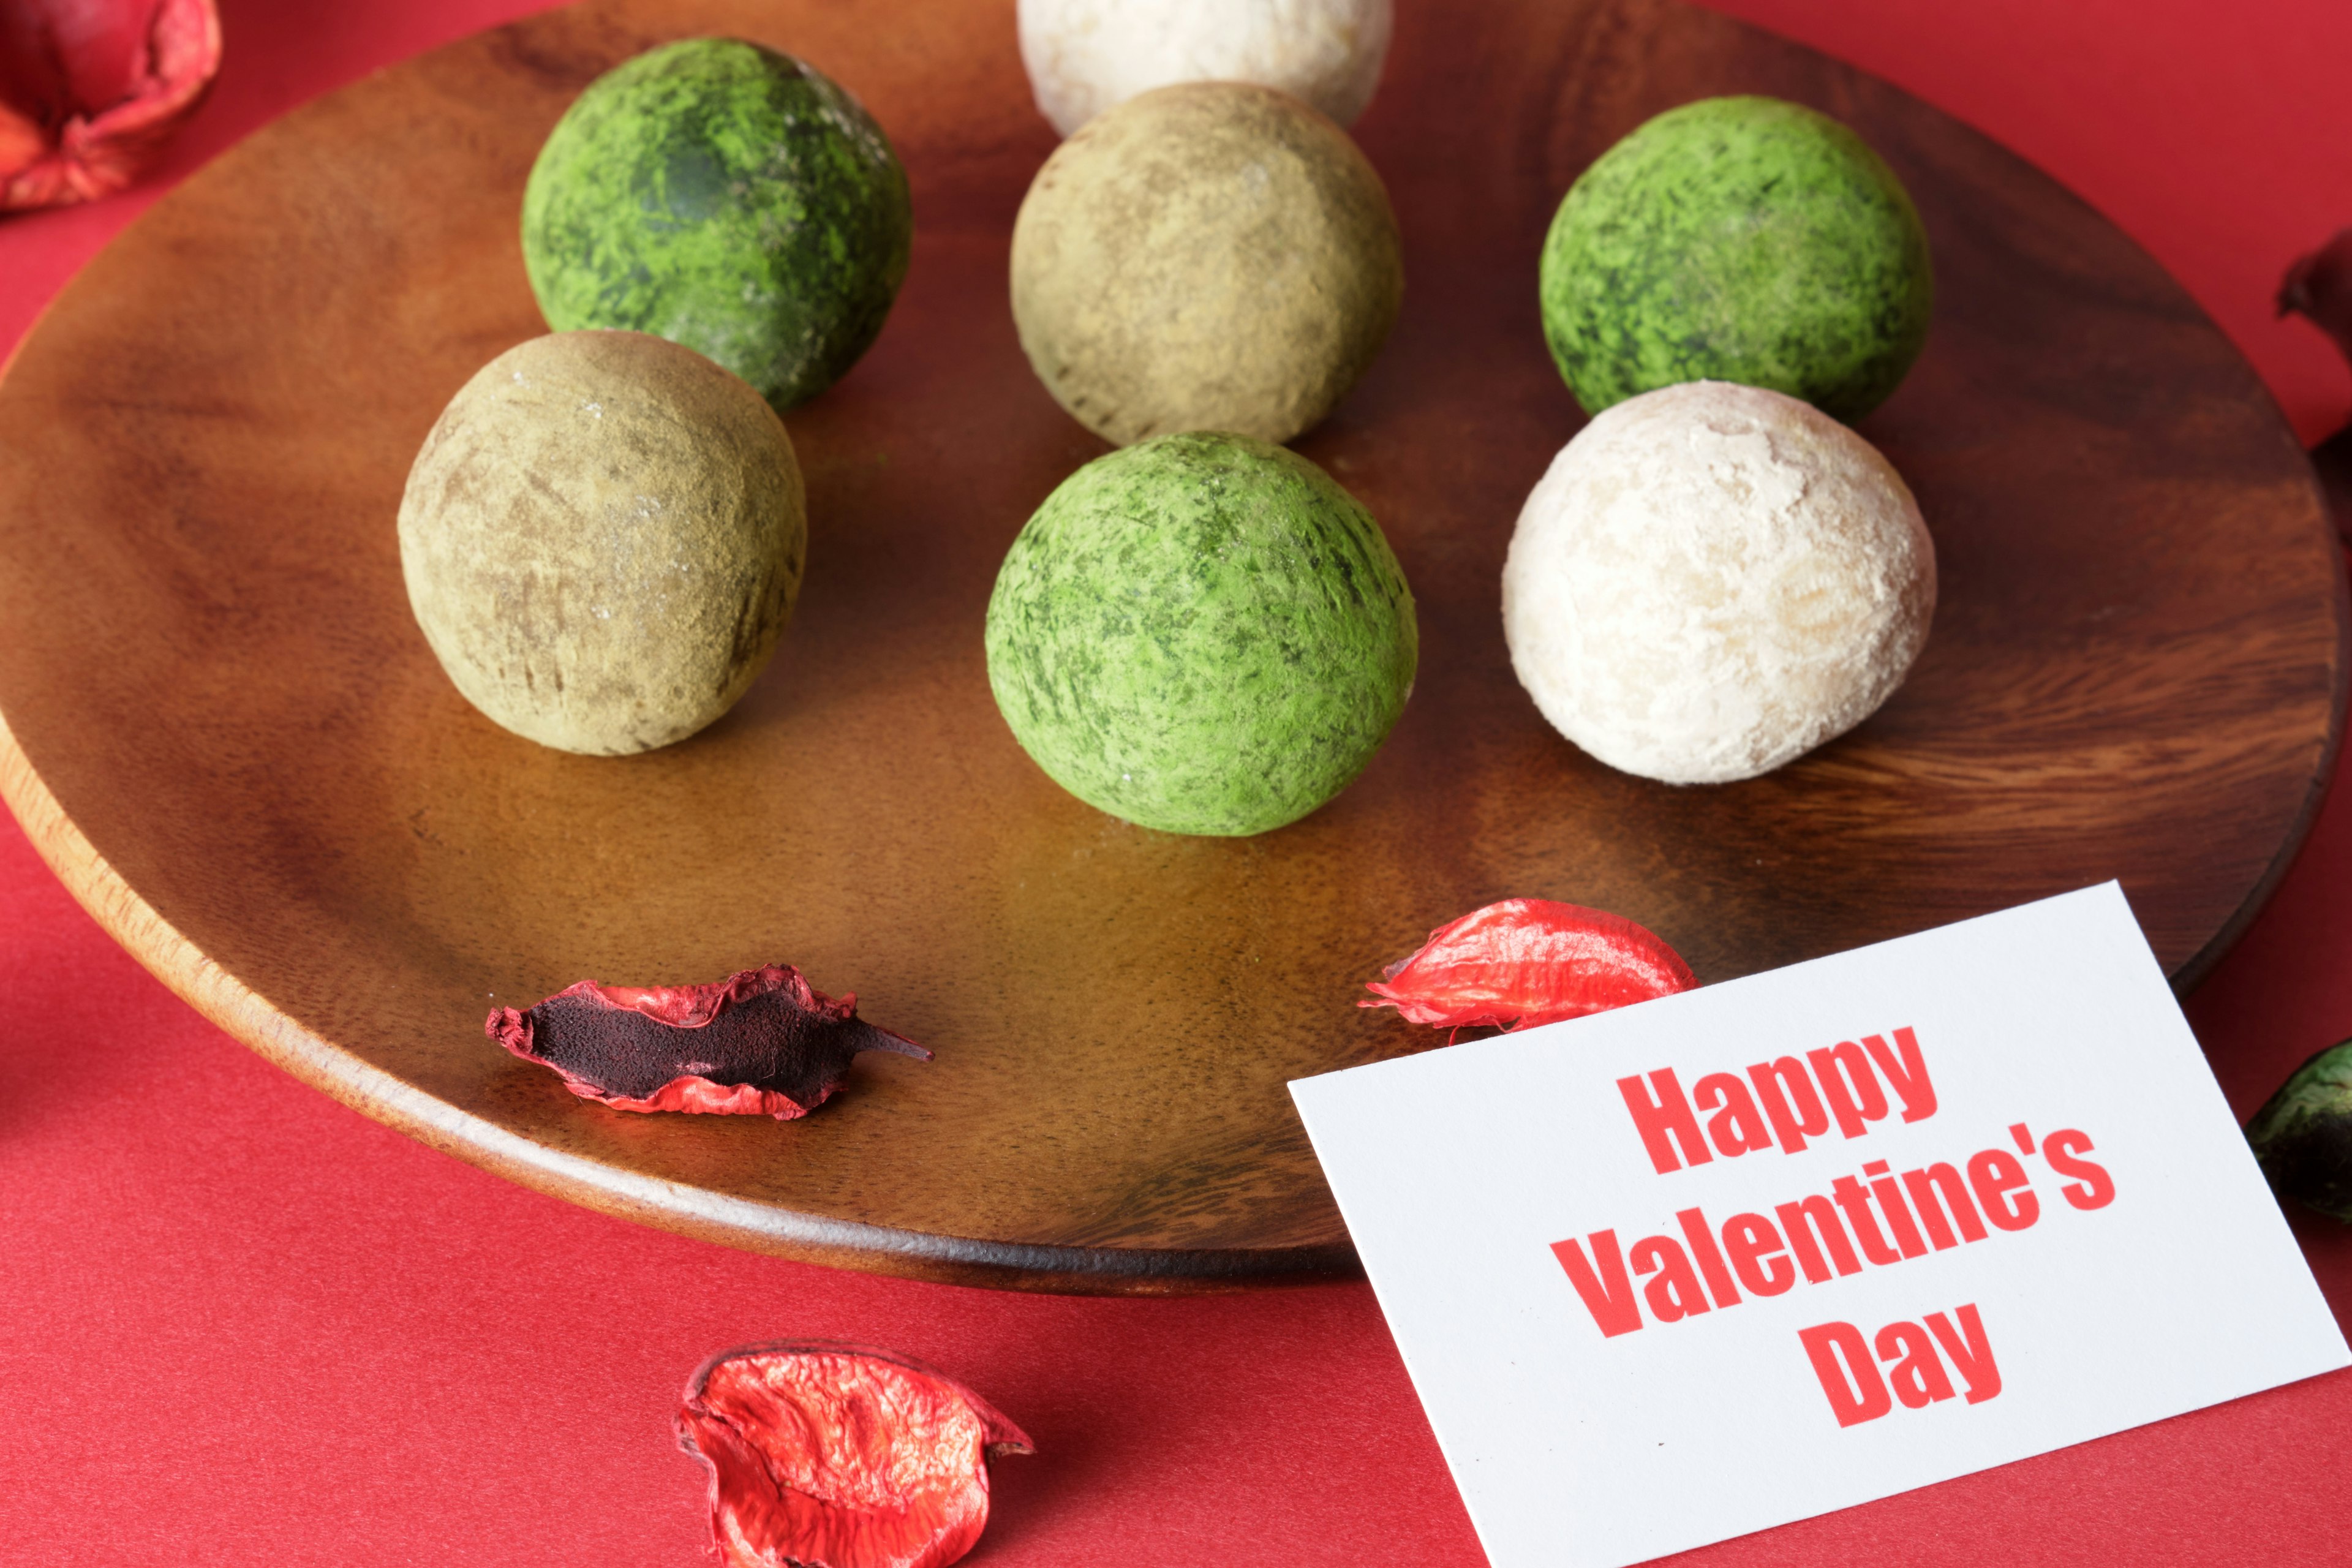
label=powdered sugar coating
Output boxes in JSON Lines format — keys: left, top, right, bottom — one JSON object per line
{"left": 1019, "top": 0, "right": 1392, "bottom": 137}
{"left": 1502, "top": 381, "right": 1934, "bottom": 784}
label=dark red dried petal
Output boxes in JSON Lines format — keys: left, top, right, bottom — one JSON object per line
{"left": 0, "top": 0, "right": 222, "bottom": 211}
{"left": 1360, "top": 897, "right": 1697, "bottom": 1032}
{"left": 678, "top": 1341, "right": 1032, "bottom": 1568}
{"left": 2280, "top": 228, "right": 2352, "bottom": 358}
{"left": 486, "top": 964, "right": 929, "bottom": 1120}
{"left": 2280, "top": 228, "right": 2352, "bottom": 548}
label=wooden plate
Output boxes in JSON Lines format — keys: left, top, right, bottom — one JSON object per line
{"left": 0, "top": 0, "right": 2341, "bottom": 1293}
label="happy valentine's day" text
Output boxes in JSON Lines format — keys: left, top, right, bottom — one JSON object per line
{"left": 1547, "top": 1028, "right": 2114, "bottom": 1425}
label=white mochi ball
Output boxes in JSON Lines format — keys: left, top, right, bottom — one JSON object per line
{"left": 1019, "top": 0, "right": 1393, "bottom": 137}
{"left": 1502, "top": 381, "right": 1935, "bottom": 785}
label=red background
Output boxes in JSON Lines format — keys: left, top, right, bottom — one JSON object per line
{"left": 5, "top": 1, "right": 2351, "bottom": 1562}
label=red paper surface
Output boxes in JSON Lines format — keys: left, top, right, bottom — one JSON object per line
{"left": 3, "top": 1, "right": 2350, "bottom": 1562}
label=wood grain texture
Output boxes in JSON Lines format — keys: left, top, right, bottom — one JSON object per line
{"left": 0, "top": 0, "right": 2340, "bottom": 1292}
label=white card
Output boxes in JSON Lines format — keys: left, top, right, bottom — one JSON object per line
{"left": 1291, "top": 883, "right": 2347, "bottom": 1568}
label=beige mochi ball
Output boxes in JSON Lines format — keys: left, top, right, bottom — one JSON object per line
{"left": 1018, "top": 0, "right": 1393, "bottom": 137}
{"left": 1501, "top": 380, "right": 1934, "bottom": 784}
{"left": 398, "top": 331, "right": 806, "bottom": 756}
{"left": 1009, "top": 80, "right": 1403, "bottom": 448}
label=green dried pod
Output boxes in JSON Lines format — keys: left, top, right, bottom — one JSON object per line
{"left": 2245, "top": 1038, "right": 2352, "bottom": 1221}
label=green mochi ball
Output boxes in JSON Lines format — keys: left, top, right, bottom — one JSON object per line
{"left": 521, "top": 37, "right": 913, "bottom": 412}
{"left": 1538, "top": 96, "right": 1933, "bottom": 421}
{"left": 986, "top": 432, "right": 1418, "bottom": 837}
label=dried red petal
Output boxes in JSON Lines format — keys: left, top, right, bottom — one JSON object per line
{"left": 486, "top": 964, "right": 929, "bottom": 1120}
{"left": 678, "top": 1341, "right": 1033, "bottom": 1568}
{"left": 0, "top": 0, "right": 222, "bottom": 211}
{"left": 2280, "top": 228, "right": 2352, "bottom": 360}
{"left": 1359, "top": 897, "right": 1697, "bottom": 1032}
{"left": 2280, "top": 228, "right": 2352, "bottom": 548}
